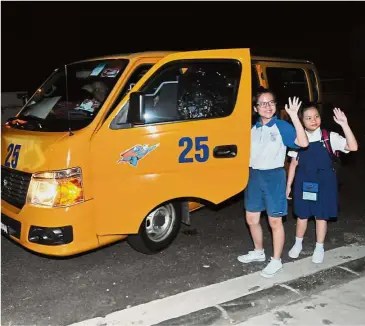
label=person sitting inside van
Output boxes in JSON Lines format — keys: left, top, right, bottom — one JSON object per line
{"left": 77, "top": 81, "right": 109, "bottom": 113}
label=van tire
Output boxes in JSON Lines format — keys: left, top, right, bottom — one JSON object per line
{"left": 127, "top": 203, "right": 182, "bottom": 254}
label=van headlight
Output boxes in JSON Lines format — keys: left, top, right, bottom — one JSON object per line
{"left": 27, "top": 167, "right": 84, "bottom": 207}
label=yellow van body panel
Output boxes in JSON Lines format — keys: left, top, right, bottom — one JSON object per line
{"left": 90, "top": 49, "right": 252, "bottom": 234}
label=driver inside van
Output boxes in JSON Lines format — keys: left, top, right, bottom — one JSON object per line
{"left": 76, "top": 81, "right": 109, "bottom": 113}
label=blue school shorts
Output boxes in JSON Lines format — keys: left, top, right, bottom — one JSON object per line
{"left": 244, "top": 167, "right": 287, "bottom": 217}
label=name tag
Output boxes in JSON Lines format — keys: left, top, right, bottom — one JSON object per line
{"left": 303, "top": 191, "right": 317, "bottom": 201}
{"left": 302, "top": 182, "right": 319, "bottom": 201}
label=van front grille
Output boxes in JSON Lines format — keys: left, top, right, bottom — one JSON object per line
{"left": 1, "top": 166, "right": 32, "bottom": 209}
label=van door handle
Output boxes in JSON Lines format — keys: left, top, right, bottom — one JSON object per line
{"left": 213, "top": 145, "right": 237, "bottom": 158}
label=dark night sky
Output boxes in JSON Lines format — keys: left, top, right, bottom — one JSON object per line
{"left": 2, "top": 2, "right": 365, "bottom": 93}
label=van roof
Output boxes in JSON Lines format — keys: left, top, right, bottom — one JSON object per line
{"left": 251, "top": 56, "right": 313, "bottom": 64}
{"left": 72, "top": 51, "right": 175, "bottom": 63}
{"left": 73, "top": 50, "right": 314, "bottom": 65}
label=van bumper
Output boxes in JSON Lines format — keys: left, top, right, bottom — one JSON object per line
{"left": 1, "top": 199, "right": 102, "bottom": 256}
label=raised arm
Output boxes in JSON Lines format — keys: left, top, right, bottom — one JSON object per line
{"left": 285, "top": 97, "right": 309, "bottom": 148}
{"left": 333, "top": 108, "right": 358, "bottom": 151}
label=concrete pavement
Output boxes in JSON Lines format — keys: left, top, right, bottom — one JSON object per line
{"left": 68, "top": 243, "right": 365, "bottom": 326}
{"left": 236, "top": 276, "right": 365, "bottom": 326}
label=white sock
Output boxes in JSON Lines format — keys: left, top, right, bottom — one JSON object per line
{"left": 295, "top": 237, "right": 303, "bottom": 246}
{"left": 271, "top": 257, "right": 282, "bottom": 264}
{"left": 254, "top": 248, "right": 264, "bottom": 253}
{"left": 315, "top": 242, "right": 324, "bottom": 251}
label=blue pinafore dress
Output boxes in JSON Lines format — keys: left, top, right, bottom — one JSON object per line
{"left": 293, "top": 140, "right": 338, "bottom": 220}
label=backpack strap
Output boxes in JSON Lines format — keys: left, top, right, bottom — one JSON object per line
{"left": 321, "top": 129, "right": 340, "bottom": 159}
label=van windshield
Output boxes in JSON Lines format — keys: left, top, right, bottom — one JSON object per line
{"left": 10, "top": 59, "right": 128, "bottom": 132}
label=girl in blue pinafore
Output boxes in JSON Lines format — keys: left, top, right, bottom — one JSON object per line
{"left": 286, "top": 104, "right": 358, "bottom": 264}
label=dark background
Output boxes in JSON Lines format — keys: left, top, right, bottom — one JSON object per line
{"left": 2, "top": 2, "right": 365, "bottom": 93}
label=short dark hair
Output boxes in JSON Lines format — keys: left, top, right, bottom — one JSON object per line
{"left": 253, "top": 86, "right": 277, "bottom": 106}
{"left": 299, "top": 101, "right": 321, "bottom": 121}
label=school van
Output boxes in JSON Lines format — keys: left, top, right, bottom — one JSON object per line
{"left": 1, "top": 49, "right": 320, "bottom": 257}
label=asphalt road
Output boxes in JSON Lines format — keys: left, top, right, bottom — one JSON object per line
{"left": 2, "top": 109, "right": 364, "bottom": 326}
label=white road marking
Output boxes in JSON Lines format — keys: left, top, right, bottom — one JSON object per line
{"left": 214, "top": 304, "right": 234, "bottom": 324}
{"left": 337, "top": 265, "right": 361, "bottom": 276}
{"left": 68, "top": 243, "right": 365, "bottom": 326}
{"left": 279, "top": 283, "right": 302, "bottom": 296}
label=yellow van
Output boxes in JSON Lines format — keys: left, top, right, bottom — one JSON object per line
{"left": 1, "top": 49, "right": 320, "bottom": 256}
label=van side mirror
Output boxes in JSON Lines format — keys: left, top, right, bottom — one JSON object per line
{"left": 127, "top": 91, "right": 146, "bottom": 125}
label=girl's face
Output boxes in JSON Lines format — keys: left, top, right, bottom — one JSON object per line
{"left": 302, "top": 107, "right": 321, "bottom": 131}
{"left": 254, "top": 93, "right": 277, "bottom": 121}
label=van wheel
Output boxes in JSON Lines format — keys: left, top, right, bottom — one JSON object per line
{"left": 127, "top": 203, "right": 181, "bottom": 254}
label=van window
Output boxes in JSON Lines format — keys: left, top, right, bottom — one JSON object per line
{"left": 251, "top": 65, "right": 260, "bottom": 95}
{"left": 308, "top": 69, "right": 319, "bottom": 103}
{"left": 104, "top": 64, "right": 153, "bottom": 121}
{"left": 12, "top": 59, "right": 128, "bottom": 132}
{"left": 266, "top": 67, "right": 310, "bottom": 105}
{"left": 140, "top": 60, "right": 242, "bottom": 124}
{"left": 119, "top": 64, "right": 154, "bottom": 101}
